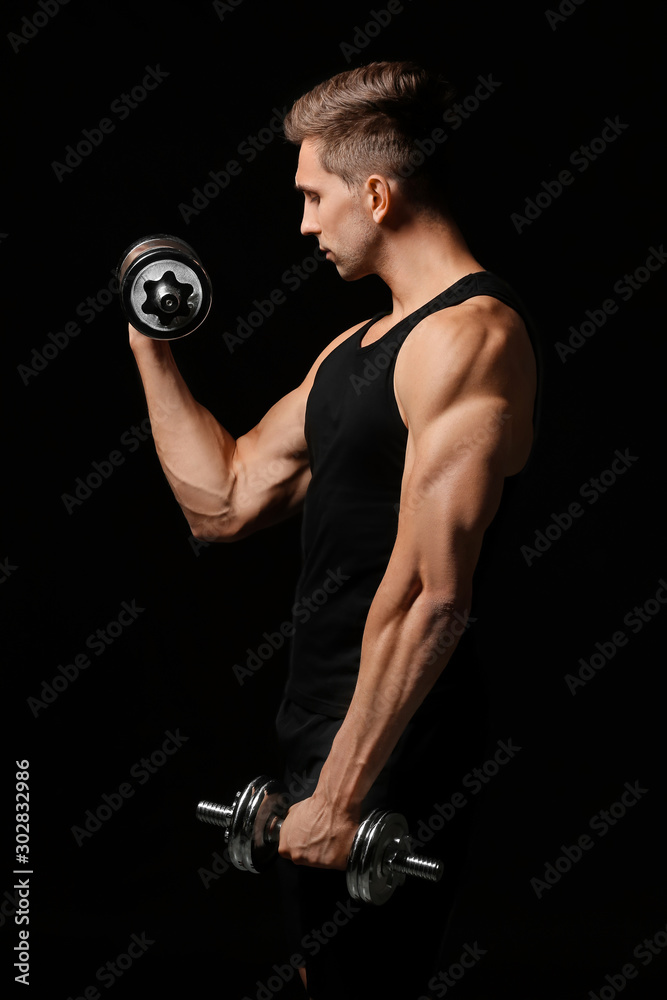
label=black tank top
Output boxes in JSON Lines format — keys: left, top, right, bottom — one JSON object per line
{"left": 284, "top": 271, "right": 537, "bottom": 718}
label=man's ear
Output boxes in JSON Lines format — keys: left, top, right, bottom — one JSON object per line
{"left": 365, "top": 174, "right": 392, "bottom": 223}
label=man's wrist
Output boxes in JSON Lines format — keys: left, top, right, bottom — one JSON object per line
{"left": 316, "top": 735, "right": 373, "bottom": 814}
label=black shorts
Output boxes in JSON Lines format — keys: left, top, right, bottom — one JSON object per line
{"left": 274, "top": 683, "right": 489, "bottom": 999}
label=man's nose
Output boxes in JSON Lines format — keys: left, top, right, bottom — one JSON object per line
{"left": 300, "top": 204, "right": 320, "bottom": 236}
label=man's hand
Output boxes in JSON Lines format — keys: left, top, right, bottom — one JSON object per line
{"left": 278, "top": 794, "right": 361, "bottom": 870}
{"left": 128, "top": 322, "right": 149, "bottom": 351}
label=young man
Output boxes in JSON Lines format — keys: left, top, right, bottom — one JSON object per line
{"left": 129, "top": 62, "right": 537, "bottom": 997}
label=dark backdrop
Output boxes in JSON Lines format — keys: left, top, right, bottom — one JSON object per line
{"left": 3, "top": 1, "right": 666, "bottom": 998}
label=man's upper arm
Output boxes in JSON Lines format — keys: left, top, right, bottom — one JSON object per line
{"left": 227, "top": 319, "right": 371, "bottom": 535}
{"left": 388, "top": 307, "right": 535, "bottom": 599}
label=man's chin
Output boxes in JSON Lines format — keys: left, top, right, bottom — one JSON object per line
{"left": 334, "top": 262, "right": 369, "bottom": 282}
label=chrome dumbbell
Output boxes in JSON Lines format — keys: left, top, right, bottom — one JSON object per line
{"left": 197, "top": 775, "right": 444, "bottom": 906}
{"left": 197, "top": 776, "right": 289, "bottom": 875}
{"left": 116, "top": 233, "right": 212, "bottom": 340}
{"left": 345, "top": 807, "right": 444, "bottom": 906}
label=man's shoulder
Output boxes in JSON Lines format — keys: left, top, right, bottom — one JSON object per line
{"left": 423, "top": 291, "right": 525, "bottom": 342}
{"left": 401, "top": 293, "right": 532, "bottom": 381}
{"left": 395, "top": 292, "right": 536, "bottom": 428}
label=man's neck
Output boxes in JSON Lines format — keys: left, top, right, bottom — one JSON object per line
{"left": 375, "top": 213, "right": 485, "bottom": 321}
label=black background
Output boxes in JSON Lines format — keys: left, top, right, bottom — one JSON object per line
{"left": 3, "top": 1, "right": 666, "bottom": 997}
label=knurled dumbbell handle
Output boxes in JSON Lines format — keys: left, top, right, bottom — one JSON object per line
{"left": 196, "top": 799, "right": 283, "bottom": 842}
{"left": 196, "top": 800, "right": 233, "bottom": 828}
{"left": 387, "top": 850, "right": 444, "bottom": 882}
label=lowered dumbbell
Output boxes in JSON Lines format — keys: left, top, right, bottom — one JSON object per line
{"left": 116, "top": 233, "right": 212, "bottom": 340}
{"left": 197, "top": 775, "right": 444, "bottom": 906}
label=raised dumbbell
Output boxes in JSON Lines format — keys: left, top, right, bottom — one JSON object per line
{"left": 116, "top": 233, "right": 212, "bottom": 340}
{"left": 197, "top": 775, "right": 444, "bottom": 906}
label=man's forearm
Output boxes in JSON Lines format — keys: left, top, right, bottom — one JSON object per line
{"left": 314, "top": 583, "right": 470, "bottom": 814}
{"left": 130, "top": 334, "right": 238, "bottom": 535}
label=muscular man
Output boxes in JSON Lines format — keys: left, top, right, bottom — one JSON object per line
{"left": 129, "top": 62, "right": 537, "bottom": 998}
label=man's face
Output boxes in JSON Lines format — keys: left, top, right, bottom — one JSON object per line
{"left": 294, "top": 139, "right": 379, "bottom": 281}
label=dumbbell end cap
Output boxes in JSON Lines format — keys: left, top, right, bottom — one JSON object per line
{"left": 117, "top": 234, "right": 212, "bottom": 340}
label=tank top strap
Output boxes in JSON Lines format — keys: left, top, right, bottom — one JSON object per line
{"left": 354, "top": 270, "right": 532, "bottom": 356}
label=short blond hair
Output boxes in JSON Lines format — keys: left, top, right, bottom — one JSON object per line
{"left": 284, "top": 61, "right": 455, "bottom": 209}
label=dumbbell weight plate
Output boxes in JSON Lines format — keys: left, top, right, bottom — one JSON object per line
{"left": 346, "top": 809, "right": 409, "bottom": 906}
{"left": 227, "top": 775, "right": 289, "bottom": 874}
{"left": 116, "top": 233, "right": 212, "bottom": 340}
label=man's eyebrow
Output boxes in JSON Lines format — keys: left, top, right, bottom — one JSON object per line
{"left": 294, "top": 182, "right": 317, "bottom": 194}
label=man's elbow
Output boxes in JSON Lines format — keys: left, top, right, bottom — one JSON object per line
{"left": 188, "top": 511, "right": 244, "bottom": 543}
{"left": 415, "top": 585, "right": 474, "bottom": 631}
{"left": 410, "top": 588, "right": 475, "bottom": 672}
